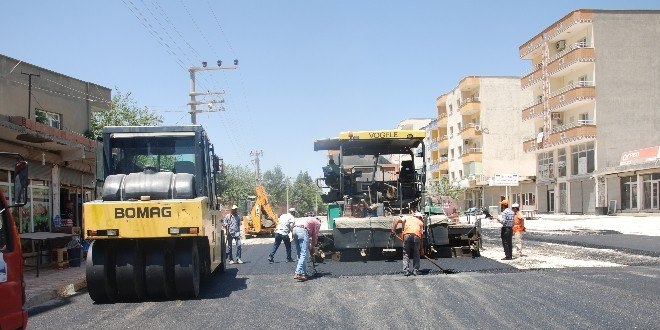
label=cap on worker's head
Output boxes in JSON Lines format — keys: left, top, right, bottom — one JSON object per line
{"left": 288, "top": 208, "right": 296, "bottom": 213}
{"left": 512, "top": 203, "right": 520, "bottom": 208}
{"left": 500, "top": 200, "right": 509, "bottom": 206}
{"left": 231, "top": 205, "right": 238, "bottom": 210}
{"left": 413, "top": 212, "right": 423, "bottom": 219}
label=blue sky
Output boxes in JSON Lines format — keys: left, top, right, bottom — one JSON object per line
{"left": 2, "top": 1, "right": 658, "bottom": 179}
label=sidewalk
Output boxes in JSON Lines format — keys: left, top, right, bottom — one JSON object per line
{"left": 23, "top": 263, "right": 86, "bottom": 309}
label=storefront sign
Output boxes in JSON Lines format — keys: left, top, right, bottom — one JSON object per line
{"left": 620, "top": 146, "right": 660, "bottom": 166}
{"left": 489, "top": 173, "right": 519, "bottom": 186}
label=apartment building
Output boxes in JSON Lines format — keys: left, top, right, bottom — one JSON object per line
{"left": 519, "top": 10, "right": 660, "bottom": 214}
{"left": 0, "top": 54, "right": 111, "bottom": 232}
{"left": 431, "top": 76, "right": 535, "bottom": 210}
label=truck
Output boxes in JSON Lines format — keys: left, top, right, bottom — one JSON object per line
{"left": 84, "top": 125, "right": 226, "bottom": 302}
{"left": 314, "top": 129, "right": 481, "bottom": 260}
{"left": 0, "top": 153, "right": 29, "bottom": 330}
{"left": 242, "top": 185, "right": 278, "bottom": 237}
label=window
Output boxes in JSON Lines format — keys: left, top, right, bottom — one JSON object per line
{"left": 450, "top": 149, "right": 455, "bottom": 160}
{"left": 35, "top": 109, "right": 61, "bottom": 129}
{"left": 449, "top": 127, "right": 454, "bottom": 137}
{"left": 457, "top": 122, "right": 462, "bottom": 131}
{"left": 449, "top": 104, "right": 453, "bottom": 115}
{"left": 458, "top": 146, "right": 462, "bottom": 156}
{"left": 571, "top": 142, "right": 595, "bottom": 175}
{"left": 538, "top": 151, "right": 554, "bottom": 179}
{"left": 557, "top": 149, "right": 567, "bottom": 177}
{"left": 578, "top": 75, "right": 588, "bottom": 87}
{"left": 458, "top": 170, "right": 463, "bottom": 178}
{"left": 621, "top": 176, "right": 637, "bottom": 210}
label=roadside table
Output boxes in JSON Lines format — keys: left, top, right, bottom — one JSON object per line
{"left": 19, "top": 232, "right": 77, "bottom": 277}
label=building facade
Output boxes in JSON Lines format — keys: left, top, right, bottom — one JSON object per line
{"left": 519, "top": 10, "right": 660, "bottom": 214}
{"left": 0, "top": 54, "right": 111, "bottom": 232}
{"left": 432, "top": 76, "right": 535, "bottom": 211}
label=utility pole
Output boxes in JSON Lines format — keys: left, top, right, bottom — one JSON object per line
{"left": 188, "top": 60, "right": 238, "bottom": 124}
{"left": 250, "top": 150, "right": 263, "bottom": 184}
{"left": 21, "top": 72, "right": 40, "bottom": 119}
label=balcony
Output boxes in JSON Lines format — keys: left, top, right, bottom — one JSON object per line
{"left": 458, "top": 76, "right": 480, "bottom": 92}
{"left": 519, "top": 10, "right": 594, "bottom": 59}
{"left": 438, "top": 156, "right": 449, "bottom": 172}
{"left": 437, "top": 112, "right": 447, "bottom": 127}
{"left": 548, "top": 82, "right": 595, "bottom": 112}
{"left": 521, "top": 100, "right": 545, "bottom": 121}
{"left": 461, "top": 148, "right": 482, "bottom": 163}
{"left": 547, "top": 46, "right": 595, "bottom": 76}
{"left": 429, "top": 141, "right": 438, "bottom": 151}
{"left": 521, "top": 63, "right": 543, "bottom": 89}
{"left": 544, "top": 10, "right": 594, "bottom": 44}
{"left": 438, "top": 135, "right": 449, "bottom": 149}
{"left": 524, "top": 123, "right": 596, "bottom": 152}
{"left": 459, "top": 97, "right": 480, "bottom": 116}
{"left": 460, "top": 123, "right": 482, "bottom": 139}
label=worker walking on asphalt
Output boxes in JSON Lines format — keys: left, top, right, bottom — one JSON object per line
{"left": 224, "top": 205, "right": 243, "bottom": 264}
{"left": 391, "top": 212, "right": 424, "bottom": 276}
{"left": 292, "top": 216, "right": 321, "bottom": 282}
{"left": 512, "top": 203, "right": 526, "bottom": 258}
{"left": 268, "top": 208, "right": 296, "bottom": 263}
{"left": 498, "top": 200, "right": 514, "bottom": 260}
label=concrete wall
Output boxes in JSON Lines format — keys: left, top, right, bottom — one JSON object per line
{"left": 0, "top": 54, "right": 111, "bottom": 135}
{"left": 593, "top": 12, "right": 660, "bottom": 169}
{"left": 480, "top": 77, "right": 535, "bottom": 178}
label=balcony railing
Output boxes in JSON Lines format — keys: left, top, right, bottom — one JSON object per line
{"left": 550, "top": 41, "right": 592, "bottom": 63}
{"left": 459, "top": 99, "right": 481, "bottom": 116}
{"left": 524, "top": 124, "right": 596, "bottom": 152}
{"left": 521, "top": 65, "right": 543, "bottom": 89}
{"left": 547, "top": 47, "right": 595, "bottom": 76}
{"left": 521, "top": 100, "right": 544, "bottom": 120}
{"left": 551, "top": 119, "right": 595, "bottom": 134}
{"left": 548, "top": 82, "right": 595, "bottom": 111}
{"left": 460, "top": 123, "right": 482, "bottom": 139}
{"left": 549, "top": 80, "right": 594, "bottom": 99}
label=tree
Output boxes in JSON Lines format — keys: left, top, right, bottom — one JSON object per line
{"left": 427, "top": 176, "right": 464, "bottom": 200}
{"left": 262, "top": 165, "right": 287, "bottom": 212}
{"left": 290, "top": 171, "right": 321, "bottom": 215}
{"left": 87, "top": 88, "right": 163, "bottom": 139}
{"left": 216, "top": 164, "right": 254, "bottom": 211}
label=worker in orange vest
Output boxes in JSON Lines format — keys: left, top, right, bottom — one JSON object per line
{"left": 391, "top": 212, "right": 424, "bottom": 276}
{"left": 512, "top": 203, "right": 526, "bottom": 258}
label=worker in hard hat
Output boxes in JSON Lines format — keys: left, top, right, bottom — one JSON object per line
{"left": 497, "top": 200, "right": 514, "bottom": 260}
{"left": 268, "top": 208, "right": 296, "bottom": 263}
{"left": 391, "top": 212, "right": 424, "bottom": 276}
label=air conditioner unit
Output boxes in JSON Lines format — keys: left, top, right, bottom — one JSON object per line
{"left": 474, "top": 124, "right": 481, "bottom": 131}
{"left": 552, "top": 113, "right": 561, "bottom": 120}
{"left": 464, "top": 140, "right": 470, "bottom": 145}
{"left": 555, "top": 40, "right": 566, "bottom": 51}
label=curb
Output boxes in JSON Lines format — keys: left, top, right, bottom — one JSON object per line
{"left": 26, "top": 277, "right": 87, "bottom": 309}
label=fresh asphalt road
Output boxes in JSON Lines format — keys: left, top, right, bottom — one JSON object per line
{"left": 27, "top": 236, "right": 660, "bottom": 330}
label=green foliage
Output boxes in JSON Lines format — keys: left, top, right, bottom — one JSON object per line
{"left": 262, "top": 165, "right": 287, "bottom": 211}
{"left": 89, "top": 88, "right": 163, "bottom": 139}
{"left": 216, "top": 164, "right": 254, "bottom": 210}
{"left": 290, "top": 171, "right": 321, "bottom": 215}
{"left": 427, "top": 176, "right": 464, "bottom": 200}
{"left": 217, "top": 163, "right": 321, "bottom": 215}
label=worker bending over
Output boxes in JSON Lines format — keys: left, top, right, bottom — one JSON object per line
{"left": 292, "top": 216, "right": 321, "bottom": 282}
{"left": 391, "top": 212, "right": 424, "bottom": 276}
